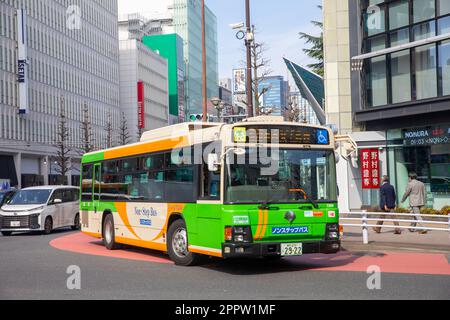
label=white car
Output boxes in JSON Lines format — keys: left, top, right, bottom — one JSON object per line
{"left": 0, "top": 186, "right": 80, "bottom": 236}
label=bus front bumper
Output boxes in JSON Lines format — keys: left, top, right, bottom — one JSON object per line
{"left": 222, "top": 240, "right": 341, "bottom": 258}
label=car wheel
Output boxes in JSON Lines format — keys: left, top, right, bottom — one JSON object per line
{"left": 43, "top": 217, "right": 53, "bottom": 235}
{"left": 103, "top": 214, "right": 120, "bottom": 250}
{"left": 167, "top": 219, "right": 204, "bottom": 266}
{"left": 71, "top": 213, "right": 80, "bottom": 230}
{"left": 1, "top": 231, "right": 12, "bottom": 236}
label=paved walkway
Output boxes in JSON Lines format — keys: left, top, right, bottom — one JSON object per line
{"left": 342, "top": 225, "right": 450, "bottom": 253}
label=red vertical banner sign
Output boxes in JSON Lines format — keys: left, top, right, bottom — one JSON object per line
{"left": 360, "top": 148, "right": 380, "bottom": 189}
{"left": 137, "top": 81, "right": 145, "bottom": 129}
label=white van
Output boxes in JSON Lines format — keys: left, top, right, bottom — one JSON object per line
{"left": 0, "top": 186, "right": 80, "bottom": 236}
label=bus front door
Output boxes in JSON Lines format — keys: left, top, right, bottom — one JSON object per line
{"left": 93, "top": 163, "right": 101, "bottom": 215}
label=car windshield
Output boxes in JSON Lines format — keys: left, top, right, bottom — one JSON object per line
{"left": 8, "top": 190, "right": 52, "bottom": 205}
{"left": 225, "top": 148, "right": 337, "bottom": 204}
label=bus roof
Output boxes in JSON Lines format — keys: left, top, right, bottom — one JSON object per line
{"left": 81, "top": 117, "right": 333, "bottom": 164}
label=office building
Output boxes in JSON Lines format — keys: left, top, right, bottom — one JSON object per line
{"left": 118, "top": 0, "right": 219, "bottom": 118}
{"left": 119, "top": 39, "right": 169, "bottom": 140}
{"left": 0, "top": 0, "right": 121, "bottom": 188}
{"left": 258, "top": 76, "right": 289, "bottom": 116}
{"left": 324, "top": 0, "right": 450, "bottom": 210}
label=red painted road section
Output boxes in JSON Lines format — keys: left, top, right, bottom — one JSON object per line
{"left": 50, "top": 232, "right": 172, "bottom": 264}
{"left": 50, "top": 232, "right": 450, "bottom": 275}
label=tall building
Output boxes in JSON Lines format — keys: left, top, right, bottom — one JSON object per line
{"left": 119, "top": 39, "right": 169, "bottom": 140}
{"left": 118, "top": 0, "right": 219, "bottom": 118}
{"left": 0, "top": 0, "right": 121, "bottom": 188}
{"left": 323, "top": 0, "right": 450, "bottom": 211}
{"left": 258, "top": 76, "right": 288, "bottom": 116}
{"left": 142, "top": 34, "right": 185, "bottom": 124}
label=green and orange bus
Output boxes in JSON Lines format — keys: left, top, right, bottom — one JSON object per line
{"left": 81, "top": 116, "right": 343, "bottom": 265}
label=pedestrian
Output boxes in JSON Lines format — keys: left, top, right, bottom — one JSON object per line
{"left": 401, "top": 172, "right": 428, "bottom": 234}
{"left": 373, "top": 175, "right": 401, "bottom": 234}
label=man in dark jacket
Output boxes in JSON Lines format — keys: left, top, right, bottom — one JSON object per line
{"left": 373, "top": 176, "right": 401, "bottom": 234}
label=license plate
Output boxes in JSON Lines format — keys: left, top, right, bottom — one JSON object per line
{"left": 281, "top": 243, "right": 303, "bottom": 256}
{"left": 10, "top": 221, "right": 20, "bottom": 227}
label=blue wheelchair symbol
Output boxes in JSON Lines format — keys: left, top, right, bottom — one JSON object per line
{"left": 317, "top": 129, "right": 329, "bottom": 145}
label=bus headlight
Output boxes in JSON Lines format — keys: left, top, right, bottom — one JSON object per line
{"left": 225, "top": 226, "right": 252, "bottom": 243}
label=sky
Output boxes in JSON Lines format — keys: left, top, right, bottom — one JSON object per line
{"left": 118, "top": 0, "right": 322, "bottom": 81}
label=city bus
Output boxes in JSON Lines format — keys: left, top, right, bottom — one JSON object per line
{"left": 80, "top": 116, "right": 344, "bottom": 265}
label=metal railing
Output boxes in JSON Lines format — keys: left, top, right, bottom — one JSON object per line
{"left": 340, "top": 211, "right": 450, "bottom": 244}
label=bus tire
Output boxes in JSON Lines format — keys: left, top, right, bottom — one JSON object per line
{"left": 167, "top": 219, "right": 203, "bottom": 266}
{"left": 43, "top": 217, "right": 53, "bottom": 235}
{"left": 1, "top": 231, "right": 12, "bottom": 236}
{"left": 103, "top": 214, "right": 120, "bottom": 250}
{"left": 71, "top": 213, "right": 80, "bottom": 230}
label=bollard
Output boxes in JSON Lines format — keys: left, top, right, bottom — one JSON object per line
{"left": 362, "top": 210, "right": 369, "bottom": 244}
{"left": 448, "top": 213, "right": 450, "bottom": 241}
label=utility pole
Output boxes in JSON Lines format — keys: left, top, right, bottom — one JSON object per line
{"left": 245, "top": 0, "right": 254, "bottom": 118}
{"left": 201, "top": 0, "right": 208, "bottom": 122}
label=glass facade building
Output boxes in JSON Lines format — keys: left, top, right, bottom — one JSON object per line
{"left": 362, "top": 0, "right": 450, "bottom": 108}
{"left": 258, "top": 76, "right": 288, "bottom": 116}
{"left": 354, "top": 0, "right": 450, "bottom": 210}
{"left": 0, "top": 0, "right": 121, "bottom": 188}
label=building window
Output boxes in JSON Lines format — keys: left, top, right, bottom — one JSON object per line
{"left": 439, "top": 0, "right": 450, "bottom": 16}
{"left": 389, "top": 0, "right": 409, "bottom": 30}
{"left": 367, "top": 56, "right": 388, "bottom": 107}
{"left": 413, "top": 21, "right": 436, "bottom": 41}
{"left": 414, "top": 44, "right": 438, "bottom": 100}
{"left": 391, "top": 50, "right": 411, "bottom": 103}
{"left": 439, "top": 40, "right": 450, "bottom": 96}
{"left": 438, "top": 16, "right": 450, "bottom": 35}
{"left": 413, "top": 0, "right": 435, "bottom": 23}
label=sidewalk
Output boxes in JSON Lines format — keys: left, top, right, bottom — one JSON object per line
{"left": 342, "top": 225, "right": 450, "bottom": 254}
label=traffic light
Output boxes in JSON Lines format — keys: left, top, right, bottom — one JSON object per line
{"left": 189, "top": 114, "right": 203, "bottom": 122}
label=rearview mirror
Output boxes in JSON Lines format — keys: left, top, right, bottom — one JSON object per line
{"left": 53, "top": 199, "right": 62, "bottom": 204}
{"left": 207, "top": 154, "right": 219, "bottom": 172}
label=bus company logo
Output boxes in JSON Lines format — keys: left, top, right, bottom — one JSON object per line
{"left": 284, "top": 211, "right": 296, "bottom": 223}
{"left": 134, "top": 207, "right": 158, "bottom": 218}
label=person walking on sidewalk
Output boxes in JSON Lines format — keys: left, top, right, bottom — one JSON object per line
{"left": 401, "top": 172, "right": 428, "bottom": 234}
{"left": 373, "top": 176, "right": 401, "bottom": 234}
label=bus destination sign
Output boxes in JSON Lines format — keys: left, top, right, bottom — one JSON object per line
{"left": 233, "top": 126, "right": 330, "bottom": 145}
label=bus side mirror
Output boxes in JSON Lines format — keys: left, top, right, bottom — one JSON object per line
{"left": 208, "top": 154, "right": 219, "bottom": 172}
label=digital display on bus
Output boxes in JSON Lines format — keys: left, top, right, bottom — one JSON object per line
{"left": 233, "top": 126, "right": 330, "bottom": 145}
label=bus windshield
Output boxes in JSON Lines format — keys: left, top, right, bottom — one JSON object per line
{"left": 225, "top": 148, "right": 337, "bottom": 204}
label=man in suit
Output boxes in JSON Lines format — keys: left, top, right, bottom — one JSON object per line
{"left": 373, "top": 175, "right": 401, "bottom": 234}
{"left": 401, "top": 172, "right": 428, "bottom": 234}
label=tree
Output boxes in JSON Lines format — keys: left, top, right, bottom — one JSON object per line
{"left": 118, "top": 112, "right": 131, "bottom": 146}
{"left": 286, "top": 100, "right": 301, "bottom": 123}
{"left": 239, "top": 25, "right": 273, "bottom": 116}
{"left": 104, "top": 112, "right": 114, "bottom": 149}
{"left": 251, "top": 35, "right": 273, "bottom": 115}
{"left": 79, "top": 103, "right": 94, "bottom": 154}
{"left": 54, "top": 97, "right": 71, "bottom": 185}
{"left": 299, "top": 5, "right": 324, "bottom": 76}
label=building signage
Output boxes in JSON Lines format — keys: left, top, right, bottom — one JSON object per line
{"left": 17, "top": 9, "right": 28, "bottom": 115}
{"left": 360, "top": 149, "right": 380, "bottom": 189}
{"left": 137, "top": 81, "right": 145, "bottom": 129}
{"left": 403, "top": 126, "right": 450, "bottom": 146}
{"left": 17, "top": 60, "right": 26, "bottom": 83}
{"left": 233, "top": 69, "right": 246, "bottom": 94}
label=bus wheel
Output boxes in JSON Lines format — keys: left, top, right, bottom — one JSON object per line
{"left": 43, "top": 217, "right": 53, "bottom": 235}
{"left": 103, "top": 214, "right": 120, "bottom": 250}
{"left": 1, "top": 231, "right": 12, "bottom": 236}
{"left": 167, "top": 219, "right": 203, "bottom": 266}
{"left": 71, "top": 213, "right": 81, "bottom": 230}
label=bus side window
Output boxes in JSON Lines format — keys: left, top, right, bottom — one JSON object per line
{"left": 81, "top": 164, "right": 93, "bottom": 202}
{"left": 200, "top": 163, "right": 220, "bottom": 200}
